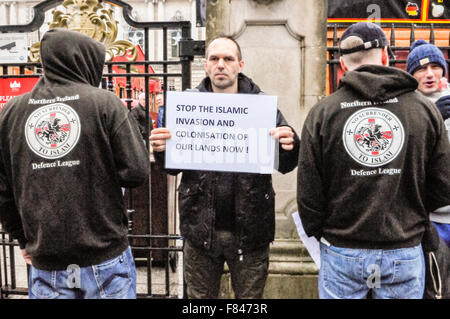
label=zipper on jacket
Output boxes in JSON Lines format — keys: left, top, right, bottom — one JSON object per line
{"left": 234, "top": 175, "right": 245, "bottom": 262}
{"left": 238, "top": 249, "right": 243, "bottom": 262}
{"left": 207, "top": 173, "right": 218, "bottom": 249}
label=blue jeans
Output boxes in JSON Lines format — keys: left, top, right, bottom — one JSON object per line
{"left": 28, "top": 247, "right": 136, "bottom": 299}
{"left": 319, "top": 242, "right": 425, "bottom": 299}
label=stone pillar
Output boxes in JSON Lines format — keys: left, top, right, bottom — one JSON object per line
{"left": 146, "top": 0, "right": 156, "bottom": 61}
{"left": 15, "top": 1, "right": 30, "bottom": 25}
{"left": 206, "top": 0, "right": 231, "bottom": 42}
{"left": 207, "top": 0, "right": 328, "bottom": 299}
{"left": 146, "top": 0, "right": 155, "bottom": 21}
{"left": 0, "top": 2, "right": 8, "bottom": 25}
{"left": 189, "top": 0, "right": 196, "bottom": 39}
{"left": 156, "top": 0, "right": 165, "bottom": 61}
{"left": 25, "top": 5, "right": 34, "bottom": 25}
{"left": 9, "top": 1, "right": 17, "bottom": 25}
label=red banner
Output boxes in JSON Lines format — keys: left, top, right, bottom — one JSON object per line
{"left": 0, "top": 77, "right": 39, "bottom": 111}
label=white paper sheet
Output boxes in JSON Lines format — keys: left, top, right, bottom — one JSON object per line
{"left": 292, "top": 211, "right": 321, "bottom": 268}
{"left": 165, "top": 91, "right": 277, "bottom": 174}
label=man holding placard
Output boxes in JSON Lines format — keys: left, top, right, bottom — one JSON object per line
{"left": 150, "top": 36, "right": 299, "bottom": 298}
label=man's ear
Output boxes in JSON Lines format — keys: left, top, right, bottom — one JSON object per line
{"left": 340, "top": 57, "right": 349, "bottom": 72}
{"left": 381, "top": 47, "right": 389, "bottom": 66}
{"left": 239, "top": 59, "right": 244, "bottom": 73}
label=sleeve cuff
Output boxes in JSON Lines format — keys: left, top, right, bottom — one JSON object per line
{"left": 18, "top": 237, "right": 27, "bottom": 249}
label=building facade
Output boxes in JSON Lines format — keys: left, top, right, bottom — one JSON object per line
{"left": 0, "top": 0, "right": 206, "bottom": 91}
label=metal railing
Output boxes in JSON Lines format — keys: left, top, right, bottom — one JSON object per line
{"left": 0, "top": 232, "right": 28, "bottom": 298}
{"left": 0, "top": 231, "right": 185, "bottom": 299}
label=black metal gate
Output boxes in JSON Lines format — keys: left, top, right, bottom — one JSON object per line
{"left": 0, "top": 0, "right": 204, "bottom": 299}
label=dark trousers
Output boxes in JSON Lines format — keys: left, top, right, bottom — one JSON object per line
{"left": 183, "top": 230, "right": 269, "bottom": 299}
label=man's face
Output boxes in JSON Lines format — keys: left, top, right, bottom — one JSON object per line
{"left": 413, "top": 62, "right": 444, "bottom": 95}
{"left": 204, "top": 38, "right": 244, "bottom": 92}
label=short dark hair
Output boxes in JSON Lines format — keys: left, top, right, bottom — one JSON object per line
{"left": 206, "top": 35, "right": 242, "bottom": 61}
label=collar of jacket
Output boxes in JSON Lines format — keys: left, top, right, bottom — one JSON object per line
{"left": 195, "top": 73, "right": 262, "bottom": 94}
{"left": 337, "top": 64, "right": 418, "bottom": 102}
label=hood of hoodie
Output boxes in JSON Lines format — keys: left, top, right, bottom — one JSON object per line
{"left": 338, "top": 65, "right": 418, "bottom": 102}
{"left": 196, "top": 73, "right": 262, "bottom": 94}
{"left": 40, "top": 28, "right": 105, "bottom": 87}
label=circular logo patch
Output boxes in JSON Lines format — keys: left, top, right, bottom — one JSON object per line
{"left": 342, "top": 108, "right": 404, "bottom": 167}
{"left": 25, "top": 103, "right": 81, "bottom": 159}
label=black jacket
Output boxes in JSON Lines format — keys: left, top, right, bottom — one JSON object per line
{"left": 130, "top": 103, "right": 152, "bottom": 139}
{"left": 0, "top": 29, "right": 149, "bottom": 270}
{"left": 157, "top": 73, "right": 300, "bottom": 253}
{"left": 298, "top": 65, "right": 450, "bottom": 249}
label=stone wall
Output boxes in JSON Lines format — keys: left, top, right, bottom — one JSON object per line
{"left": 206, "top": 0, "right": 328, "bottom": 298}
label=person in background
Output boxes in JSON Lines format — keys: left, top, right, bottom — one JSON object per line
{"left": 156, "top": 93, "right": 165, "bottom": 128}
{"left": 406, "top": 40, "right": 450, "bottom": 115}
{"left": 131, "top": 92, "right": 154, "bottom": 139}
{"left": 407, "top": 40, "right": 450, "bottom": 299}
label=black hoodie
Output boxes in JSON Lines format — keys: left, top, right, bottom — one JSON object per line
{"left": 298, "top": 65, "right": 450, "bottom": 249}
{"left": 0, "top": 29, "right": 149, "bottom": 270}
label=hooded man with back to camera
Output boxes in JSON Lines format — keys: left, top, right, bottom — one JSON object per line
{"left": 297, "top": 22, "right": 450, "bottom": 299}
{"left": 0, "top": 29, "right": 149, "bottom": 299}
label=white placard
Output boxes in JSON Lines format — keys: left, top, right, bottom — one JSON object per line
{"left": 165, "top": 91, "right": 277, "bottom": 174}
{"left": 292, "top": 212, "right": 320, "bottom": 268}
{"left": 0, "top": 33, "right": 28, "bottom": 63}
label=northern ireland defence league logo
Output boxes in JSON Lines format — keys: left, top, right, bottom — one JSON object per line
{"left": 25, "top": 103, "right": 80, "bottom": 159}
{"left": 343, "top": 108, "right": 404, "bottom": 167}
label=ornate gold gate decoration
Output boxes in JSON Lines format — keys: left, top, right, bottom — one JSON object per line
{"left": 29, "top": 0, "right": 137, "bottom": 62}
